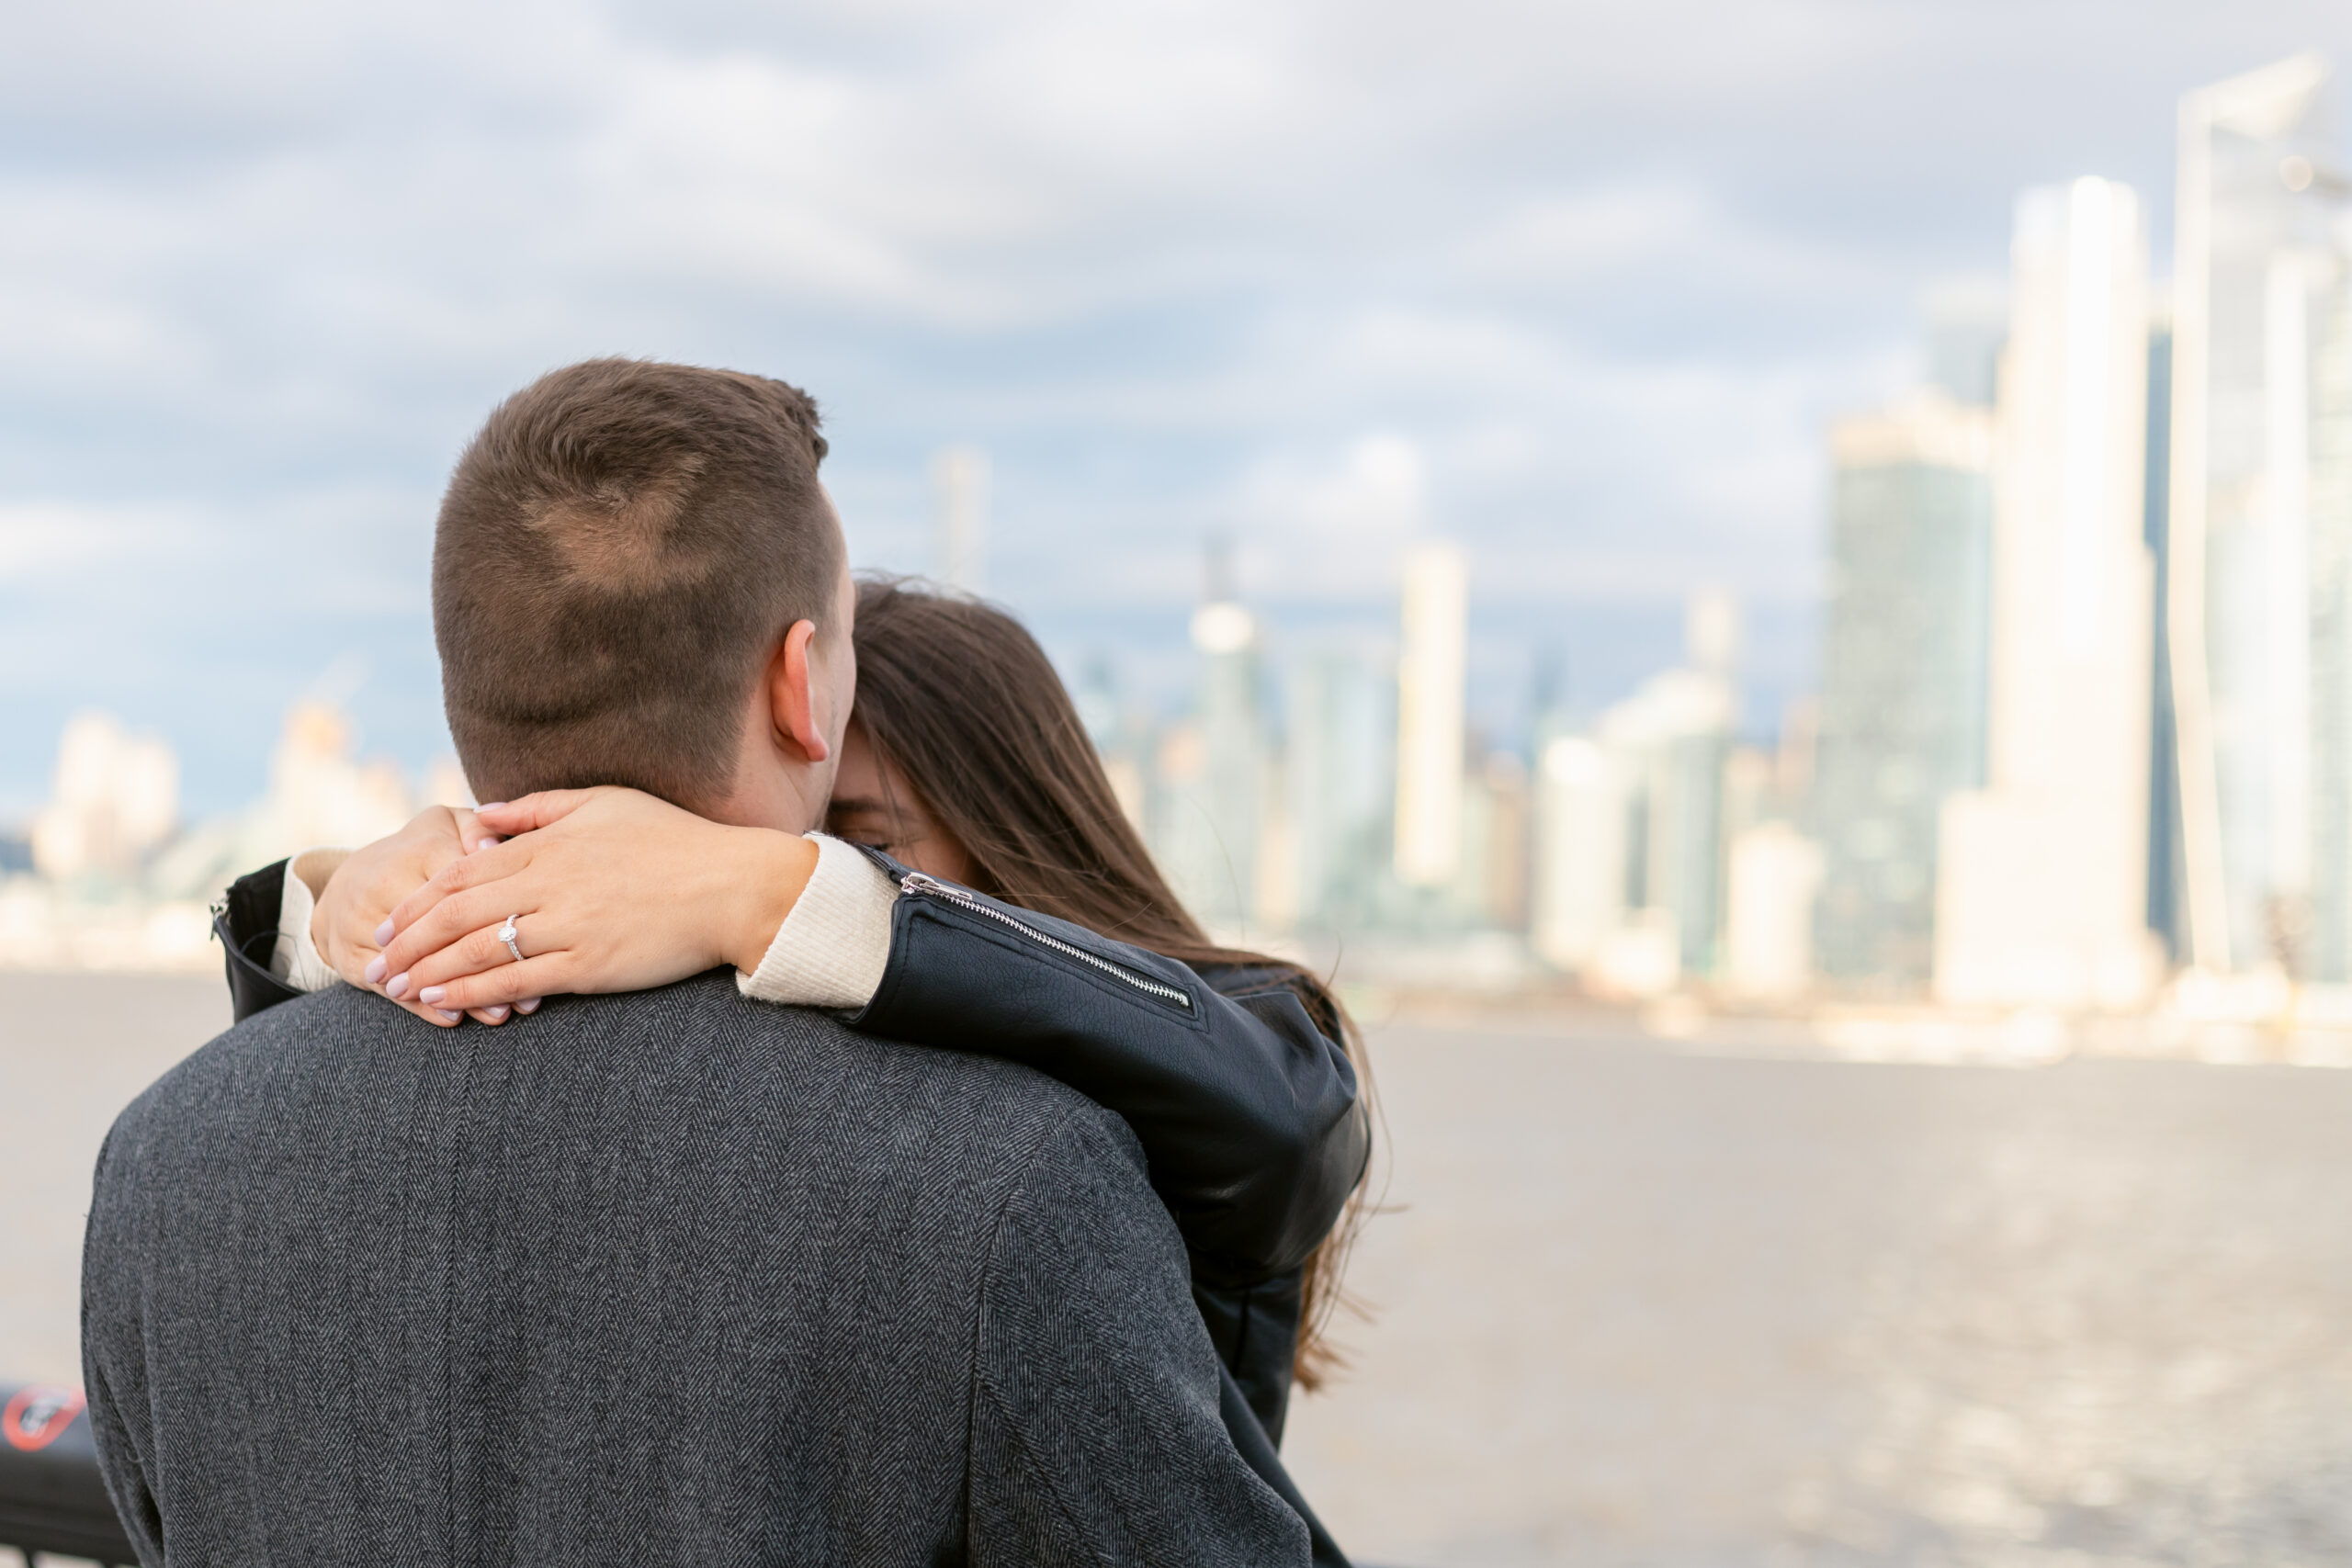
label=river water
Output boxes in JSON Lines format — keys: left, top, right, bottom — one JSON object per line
{"left": 9, "top": 976, "right": 2352, "bottom": 1565}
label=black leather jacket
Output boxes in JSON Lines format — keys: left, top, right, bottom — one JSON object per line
{"left": 215, "top": 853, "right": 1365, "bottom": 1564}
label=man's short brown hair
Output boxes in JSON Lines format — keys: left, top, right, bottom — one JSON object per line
{"left": 433, "top": 357, "right": 842, "bottom": 810}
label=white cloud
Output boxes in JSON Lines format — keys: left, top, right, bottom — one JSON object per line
{"left": 1460, "top": 184, "right": 1890, "bottom": 307}
{"left": 0, "top": 503, "right": 201, "bottom": 580}
{"left": 1234, "top": 434, "right": 1429, "bottom": 596}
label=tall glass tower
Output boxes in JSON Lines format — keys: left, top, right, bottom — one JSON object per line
{"left": 1286, "top": 643, "right": 1393, "bottom": 931}
{"left": 1393, "top": 540, "right": 1468, "bottom": 891}
{"left": 1810, "top": 393, "right": 1995, "bottom": 987}
{"left": 1935, "top": 178, "right": 2157, "bottom": 1010}
{"left": 1151, "top": 542, "right": 1272, "bottom": 938}
{"left": 2170, "top": 53, "right": 2352, "bottom": 977}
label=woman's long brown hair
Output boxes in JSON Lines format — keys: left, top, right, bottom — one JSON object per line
{"left": 847, "top": 575, "right": 1371, "bottom": 1391}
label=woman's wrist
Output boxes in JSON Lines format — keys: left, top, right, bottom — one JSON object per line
{"left": 715, "top": 829, "right": 820, "bottom": 976}
{"left": 298, "top": 849, "right": 358, "bottom": 985}
{"left": 308, "top": 870, "right": 338, "bottom": 971}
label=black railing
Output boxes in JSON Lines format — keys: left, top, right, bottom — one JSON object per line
{"left": 1, "top": 1383, "right": 135, "bottom": 1566}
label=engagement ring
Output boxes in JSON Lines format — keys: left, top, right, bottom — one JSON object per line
{"left": 499, "top": 915, "right": 525, "bottom": 964}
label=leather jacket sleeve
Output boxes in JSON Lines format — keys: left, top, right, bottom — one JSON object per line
{"left": 217, "top": 859, "right": 304, "bottom": 1022}
{"left": 847, "top": 853, "right": 1371, "bottom": 1293}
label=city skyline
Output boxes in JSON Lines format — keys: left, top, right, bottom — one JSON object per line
{"left": 11, "top": 3, "right": 2352, "bottom": 823}
{"left": 12, "top": 32, "right": 2352, "bottom": 1008}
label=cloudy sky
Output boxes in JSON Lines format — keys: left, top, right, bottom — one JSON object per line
{"left": 7, "top": 0, "right": 2352, "bottom": 819}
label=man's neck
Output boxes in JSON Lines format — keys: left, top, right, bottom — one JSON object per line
{"left": 702, "top": 770, "right": 826, "bottom": 835}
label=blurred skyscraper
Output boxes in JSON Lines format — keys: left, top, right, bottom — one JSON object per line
{"left": 2144, "top": 308, "right": 2186, "bottom": 961}
{"left": 1529, "top": 592, "right": 1736, "bottom": 987}
{"left": 1613, "top": 675, "right": 1736, "bottom": 978}
{"left": 1394, "top": 539, "right": 1468, "bottom": 891}
{"left": 932, "top": 445, "right": 989, "bottom": 594}
{"left": 1153, "top": 544, "right": 1271, "bottom": 935}
{"left": 1925, "top": 277, "right": 2009, "bottom": 407}
{"left": 260, "top": 701, "right": 415, "bottom": 853}
{"left": 1644, "top": 590, "right": 1739, "bottom": 974}
{"left": 29, "top": 712, "right": 178, "bottom": 883}
{"left": 1938, "top": 177, "right": 2159, "bottom": 1010}
{"left": 1285, "top": 643, "right": 1393, "bottom": 929}
{"left": 1718, "top": 733, "right": 1819, "bottom": 999}
{"left": 1811, "top": 391, "right": 1995, "bottom": 987}
{"left": 2170, "top": 53, "right": 2352, "bottom": 980}
{"left": 1532, "top": 733, "right": 1623, "bottom": 974}
{"left": 1724, "top": 819, "right": 1823, "bottom": 1000}
{"left": 1454, "top": 750, "right": 1532, "bottom": 932}
{"left": 1074, "top": 654, "right": 1150, "bottom": 833}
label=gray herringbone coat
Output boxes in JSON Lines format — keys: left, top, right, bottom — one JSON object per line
{"left": 81, "top": 973, "right": 1309, "bottom": 1565}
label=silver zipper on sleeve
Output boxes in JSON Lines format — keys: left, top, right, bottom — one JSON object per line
{"left": 898, "top": 871, "right": 1194, "bottom": 1010}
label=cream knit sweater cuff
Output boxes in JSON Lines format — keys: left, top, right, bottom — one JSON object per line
{"left": 273, "top": 845, "right": 355, "bottom": 992}
{"left": 736, "top": 833, "right": 899, "bottom": 1010}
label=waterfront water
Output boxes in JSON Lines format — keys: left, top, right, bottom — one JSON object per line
{"left": 1285, "top": 1021, "right": 2352, "bottom": 1565}
{"left": 8, "top": 976, "right": 2352, "bottom": 1564}
{"left": 1, "top": 973, "right": 229, "bottom": 1392}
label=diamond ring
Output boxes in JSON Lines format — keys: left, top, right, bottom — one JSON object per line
{"left": 499, "top": 915, "right": 525, "bottom": 964}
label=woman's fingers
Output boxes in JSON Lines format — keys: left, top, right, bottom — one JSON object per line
{"left": 452, "top": 806, "right": 491, "bottom": 854}
{"left": 417, "top": 955, "right": 568, "bottom": 1014}
{"left": 318, "top": 807, "right": 472, "bottom": 980}
{"left": 472, "top": 788, "right": 608, "bottom": 837}
{"left": 379, "top": 884, "right": 530, "bottom": 992}
{"left": 383, "top": 841, "right": 536, "bottom": 949}
{"left": 403, "top": 914, "right": 557, "bottom": 995}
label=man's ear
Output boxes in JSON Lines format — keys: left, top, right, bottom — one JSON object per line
{"left": 765, "top": 618, "right": 833, "bottom": 764}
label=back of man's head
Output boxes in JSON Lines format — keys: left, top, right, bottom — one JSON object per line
{"left": 434, "top": 357, "right": 840, "bottom": 812}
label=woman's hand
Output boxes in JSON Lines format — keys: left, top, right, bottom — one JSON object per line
{"left": 311, "top": 805, "right": 512, "bottom": 1028}
{"left": 367, "top": 786, "right": 819, "bottom": 1018}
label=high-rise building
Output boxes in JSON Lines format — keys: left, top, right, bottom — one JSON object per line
{"left": 931, "top": 445, "right": 989, "bottom": 593}
{"left": 2144, "top": 309, "right": 2186, "bottom": 961}
{"left": 1153, "top": 577, "right": 1271, "bottom": 936}
{"left": 1528, "top": 592, "right": 1736, "bottom": 982}
{"left": 2170, "top": 53, "right": 2352, "bottom": 979}
{"left": 1075, "top": 655, "right": 1149, "bottom": 835}
{"left": 1647, "top": 591, "right": 1738, "bottom": 972}
{"left": 1453, "top": 749, "right": 1532, "bottom": 931}
{"left": 1393, "top": 540, "right": 1467, "bottom": 889}
{"left": 1531, "top": 734, "right": 1625, "bottom": 972}
{"left": 1811, "top": 391, "right": 1995, "bottom": 987}
{"left": 1605, "top": 662, "right": 1736, "bottom": 976}
{"left": 1936, "top": 176, "right": 2159, "bottom": 1010}
{"left": 1724, "top": 819, "right": 1823, "bottom": 1000}
{"left": 1285, "top": 643, "right": 1393, "bottom": 930}
{"left": 29, "top": 712, "right": 179, "bottom": 883}
{"left": 259, "top": 701, "right": 414, "bottom": 856}
{"left": 1925, "top": 276, "right": 2009, "bottom": 408}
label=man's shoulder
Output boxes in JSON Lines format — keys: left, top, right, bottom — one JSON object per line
{"left": 105, "top": 972, "right": 1133, "bottom": 1192}
{"left": 534, "top": 971, "right": 1129, "bottom": 1139}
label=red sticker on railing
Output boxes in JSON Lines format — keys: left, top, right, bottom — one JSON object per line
{"left": 3, "top": 1385, "right": 85, "bottom": 1451}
